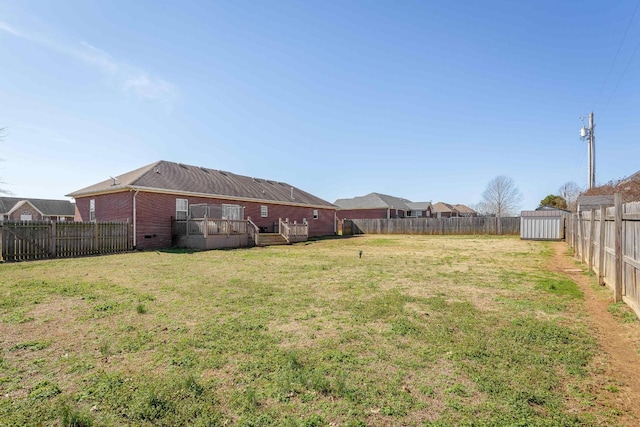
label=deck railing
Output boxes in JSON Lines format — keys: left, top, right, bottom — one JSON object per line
{"left": 279, "top": 218, "right": 308, "bottom": 243}
{"left": 175, "top": 218, "right": 249, "bottom": 237}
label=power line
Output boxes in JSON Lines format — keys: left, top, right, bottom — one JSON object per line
{"left": 599, "top": 35, "right": 640, "bottom": 121}
{"left": 593, "top": 0, "right": 640, "bottom": 113}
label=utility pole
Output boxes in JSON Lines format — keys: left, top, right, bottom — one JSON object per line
{"left": 580, "top": 112, "right": 596, "bottom": 190}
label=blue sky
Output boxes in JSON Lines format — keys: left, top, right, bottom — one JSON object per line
{"left": 1, "top": 0, "right": 639, "bottom": 210}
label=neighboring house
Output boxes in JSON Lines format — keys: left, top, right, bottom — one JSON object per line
{"left": 0, "top": 197, "right": 75, "bottom": 222}
{"left": 453, "top": 204, "right": 478, "bottom": 217}
{"left": 623, "top": 170, "right": 640, "bottom": 183}
{"left": 432, "top": 202, "right": 478, "bottom": 218}
{"left": 406, "top": 202, "right": 433, "bottom": 218}
{"left": 334, "top": 193, "right": 432, "bottom": 220}
{"left": 67, "top": 160, "right": 337, "bottom": 250}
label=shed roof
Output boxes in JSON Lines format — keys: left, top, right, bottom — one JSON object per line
{"left": 0, "top": 197, "right": 75, "bottom": 216}
{"left": 67, "top": 160, "right": 335, "bottom": 209}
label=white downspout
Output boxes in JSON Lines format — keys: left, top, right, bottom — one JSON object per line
{"left": 133, "top": 190, "right": 139, "bottom": 249}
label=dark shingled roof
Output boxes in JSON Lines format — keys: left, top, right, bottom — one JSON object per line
{"left": 0, "top": 197, "right": 75, "bottom": 216}
{"left": 67, "top": 160, "right": 335, "bottom": 208}
{"left": 334, "top": 193, "right": 413, "bottom": 211}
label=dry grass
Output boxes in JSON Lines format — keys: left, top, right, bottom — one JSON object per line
{"left": 0, "top": 235, "right": 624, "bottom": 426}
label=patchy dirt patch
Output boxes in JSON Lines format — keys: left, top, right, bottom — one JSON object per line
{"left": 548, "top": 242, "right": 640, "bottom": 425}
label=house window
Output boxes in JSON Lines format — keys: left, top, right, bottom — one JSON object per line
{"left": 176, "top": 199, "right": 188, "bottom": 220}
{"left": 89, "top": 199, "right": 96, "bottom": 221}
{"left": 222, "top": 204, "right": 242, "bottom": 220}
{"left": 313, "top": 209, "right": 318, "bottom": 220}
{"left": 20, "top": 211, "right": 33, "bottom": 221}
{"left": 261, "top": 205, "right": 268, "bottom": 218}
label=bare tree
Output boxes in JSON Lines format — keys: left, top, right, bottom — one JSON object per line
{"left": 558, "top": 181, "right": 582, "bottom": 212}
{"left": 477, "top": 175, "right": 523, "bottom": 217}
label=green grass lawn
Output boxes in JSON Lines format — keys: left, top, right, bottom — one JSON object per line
{"left": 0, "top": 235, "right": 623, "bottom": 426}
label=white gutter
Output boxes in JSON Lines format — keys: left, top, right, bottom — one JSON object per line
{"left": 132, "top": 190, "right": 140, "bottom": 249}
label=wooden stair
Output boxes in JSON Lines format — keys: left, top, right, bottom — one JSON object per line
{"left": 257, "top": 233, "right": 289, "bottom": 247}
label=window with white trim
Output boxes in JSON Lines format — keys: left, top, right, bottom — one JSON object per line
{"left": 313, "top": 209, "right": 319, "bottom": 220}
{"left": 260, "top": 205, "right": 268, "bottom": 218}
{"left": 89, "top": 199, "right": 96, "bottom": 221}
{"left": 176, "top": 199, "right": 188, "bottom": 220}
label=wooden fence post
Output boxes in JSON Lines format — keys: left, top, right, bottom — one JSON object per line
{"left": 577, "top": 212, "right": 583, "bottom": 261}
{"left": 50, "top": 221, "right": 57, "bottom": 258}
{"left": 588, "top": 209, "right": 595, "bottom": 272}
{"left": 598, "top": 205, "right": 606, "bottom": 285}
{"left": 93, "top": 221, "right": 98, "bottom": 253}
{"left": 614, "top": 193, "right": 623, "bottom": 302}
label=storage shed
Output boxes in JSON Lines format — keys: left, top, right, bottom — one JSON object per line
{"left": 520, "top": 208, "right": 570, "bottom": 241}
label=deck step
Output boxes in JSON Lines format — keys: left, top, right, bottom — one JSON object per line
{"left": 257, "top": 233, "right": 289, "bottom": 246}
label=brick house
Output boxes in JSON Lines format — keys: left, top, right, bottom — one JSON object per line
{"left": 335, "top": 193, "right": 432, "bottom": 220}
{"left": 0, "top": 197, "right": 75, "bottom": 222}
{"left": 67, "top": 160, "right": 337, "bottom": 250}
{"left": 432, "top": 202, "right": 478, "bottom": 218}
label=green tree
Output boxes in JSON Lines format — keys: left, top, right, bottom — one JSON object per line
{"left": 539, "top": 194, "right": 567, "bottom": 209}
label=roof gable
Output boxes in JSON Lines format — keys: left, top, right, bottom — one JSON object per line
{"left": 67, "top": 161, "right": 335, "bottom": 208}
{"left": 453, "top": 204, "right": 476, "bottom": 214}
{"left": 0, "top": 197, "right": 75, "bottom": 216}
{"left": 7, "top": 200, "right": 43, "bottom": 217}
{"left": 432, "top": 202, "right": 457, "bottom": 213}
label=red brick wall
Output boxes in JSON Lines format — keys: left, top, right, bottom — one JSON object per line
{"left": 75, "top": 192, "right": 133, "bottom": 222}
{"left": 8, "top": 208, "right": 43, "bottom": 221}
{"left": 74, "top": 191, "right": 336, "bottom": 250}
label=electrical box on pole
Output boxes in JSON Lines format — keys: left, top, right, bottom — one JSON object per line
{"left": 579, "top": 112, "right": 596, "bottom": 190}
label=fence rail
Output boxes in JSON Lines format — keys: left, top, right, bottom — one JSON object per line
{"left": 1, "top": 220, "right": 132, "bottom": 262}
{"left": 566, "top": 196, "right": 640, "bottom": 319}
{"left": 346, "top": 217, "right": 520, "bottom": 235}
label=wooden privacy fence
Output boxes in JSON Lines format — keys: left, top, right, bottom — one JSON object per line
{"left": 566, "top": 195, "right": 640, "bottom": 318}
{"left": 1, "top": 220, "right": 132, "bottom": 262}
{"left": 346, "top": 217, "right": 520, "bottom": 235}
